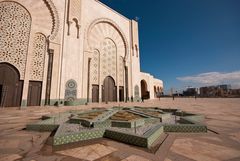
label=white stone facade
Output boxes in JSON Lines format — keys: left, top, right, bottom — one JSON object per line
{"left": 0, "top": 0, "right": 163, "bottom": 107}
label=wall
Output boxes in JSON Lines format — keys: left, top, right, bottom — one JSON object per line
{"left": 0, "top": 0, "right": 164, "bottom": 107}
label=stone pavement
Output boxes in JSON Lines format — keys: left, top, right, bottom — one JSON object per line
{"left": 0, "top": 98, "right": 240, "bottom": 161}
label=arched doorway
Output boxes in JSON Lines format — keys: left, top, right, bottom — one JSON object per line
{"left": 154, "top": 86, "right": 157, "bottom": 98}
{"left": 102, "top": 76, "right": 117, "bottom": 102}
{"left": 141, "top": 80, "right": 149, "bottom": 99}
{"left": 0, "top": 63, "right": 23, "bottom": 107}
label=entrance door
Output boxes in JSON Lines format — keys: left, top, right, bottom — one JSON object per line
{"left": 102, "top": 76, "right": 117, "bottom": 102}
{"left": 27, "top": 81, "right": 42, "bottom": 106}
{"left": 0, "top": 63, "right": 23, "bottom": 107}
{"left": 119, "top": 86, "right": 124, "bottom": 102}
{"left": 92, "top": 85, "right": 99, "bottom": 103}
{"left": 141, "top": 79, "right": 150, "bottom": 99}
{"left": 0, "top": 84, "right": 2, "bottom": 106}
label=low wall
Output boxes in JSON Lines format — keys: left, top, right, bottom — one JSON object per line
{"left": 105, "top": 125, "right": 164, "bottom": 148}
{"left": 53, "top": 129, "right": 105, "bottom": 146}
{"left": 26, "top": 124, "right": 59, "bottom": 132}
{"left": 111, "top": 119, "right": 145, "bottom": 128}
{"left": 164, "top": 124, "right": 207, "bottom": 133}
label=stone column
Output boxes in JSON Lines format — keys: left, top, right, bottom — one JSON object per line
{"left": 45, "top": 49, "right": 54, "bottom": 105}
{"left": 87, "top": 58, "right": 91, "bottom": 104}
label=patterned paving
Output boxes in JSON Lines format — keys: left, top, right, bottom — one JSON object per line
{"left": 0, "top": 98, "right": 240, "bottom": 161}
{"left": 170, "top": 138, "right": 240, "bottom": 161}
{"left": 121, "top": 155, "right": 151, "bottom": 161}
{"left": 56, "top": 143, "right": 117, "bottom": 161}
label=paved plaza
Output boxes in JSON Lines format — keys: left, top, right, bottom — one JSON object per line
{"left": 0, "top": 98, "right": 240, "bottom": 161}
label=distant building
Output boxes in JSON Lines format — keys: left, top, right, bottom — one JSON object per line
{"left": 183, "top": 88, "right": 197, "bottom": 96}
{"left": 230, "top": 89, "right": 240, "bottom": 97}
{"left": 200, "top": 84, "right": 231, "bottom": 97}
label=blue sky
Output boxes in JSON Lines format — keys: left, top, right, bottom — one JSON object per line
{"left": 100, "top": 0, "right": 240, "bottom": 92}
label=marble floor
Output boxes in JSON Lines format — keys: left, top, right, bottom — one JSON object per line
{"left": 0, "top": 98, "right": 240, "bottom": 161}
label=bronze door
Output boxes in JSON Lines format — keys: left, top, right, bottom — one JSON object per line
{"left": 119, "top": 86, "right": 124, "bottom": 102}
{"left": 92, "top": 85, "right": 99, "bottom": 103}
{"left": 0, "top": 63, "right": 23, "bottom": 107}
{"left": 102, "top": 76, "right": 117, "bottom": 102}
{"left": 0, "top": 85, "right": 2, "bottom": 105}
{"left": 27, "top": 81, "right": 42, "bottom": 106}
{"left": 141, "top": 79, "right": 150, "bottom": 99}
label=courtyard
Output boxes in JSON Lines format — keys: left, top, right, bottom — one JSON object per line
{"left": 0, "top": 98, "right": 240, "bottom": 161}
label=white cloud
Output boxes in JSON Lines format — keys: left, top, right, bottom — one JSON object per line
{"left": 177, "top": 71, "right": 240, "bottom": 88}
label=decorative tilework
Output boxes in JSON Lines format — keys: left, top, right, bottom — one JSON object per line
{"left": 91, "top": 50, "right": 99, "bottom": 84}
{"left": 119, "top": 56, "right": 124, "bottom": 86}
{"left": 65, "top": 79, "right": 77, "bottom": 101}
{"left": 26, "top": 107, "right": 207, "bottom": 148}
{"left": 101, "top": 38, "right": 117, "bottom": 82}
{"left": 30, "top": 33, "right": 46, "bottom": 81}
{"left": 0, "top": 1, "right": 31, "bottom": 79}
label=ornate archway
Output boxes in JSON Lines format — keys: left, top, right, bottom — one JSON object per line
{"left": 0, "top": 1, "right": 31, "bottom": 79}
{"left": 141, "top": 80, "right": 149, "bottom": 99}
{"left": 87, "top": 19, "right": 128, "bottom": 103}
{"left": 86, "top": 18, "right": 128, "bottom": 59}
{"left": 0, "top": 63, "right": 23, "bottom": 107}
{"left": 102, "top": 76, "right": 117, "bottom": 102}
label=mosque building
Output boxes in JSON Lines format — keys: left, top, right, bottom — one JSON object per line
{"left": 0, "top": 0, "right": 163, "bottom": 107}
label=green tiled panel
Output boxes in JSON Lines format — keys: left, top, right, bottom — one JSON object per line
{"left": 21, "top": 100, "right": 27, "bottom": 107}
{"left": 69, "top": 119, "right": 92, "bottom": 127}
{"left": 164, "top": 125, "right": 207, "bottom": 133}
{"left": 53, "top": 129, "right": 105, "bottom": 146}
{"left": 147, "top": 126, "right": 164, "bottom": 147}
{"left": 104, "top": 130, "right": 148, "bottom": 147}
{"left": 111, "top": 121, "right": 132, "bottom": 128}
{"left": 26, "top": 124, "right": 59, "bottom": 132}
{"left": 93, "top": 121, "right": 111, "bottom": 128}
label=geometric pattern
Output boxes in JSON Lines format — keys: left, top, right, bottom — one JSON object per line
{"left": 65, "top": 79, "right": 77, "bottom": 101}
{"left": 91, "top": 50, "right": 99, "bottom": 84}
{"left": 101, "top": 38, "right": 117, "bottom": 82}
{"left": 122, "top": 155, "right": 150, "bottom": 161}
{"left": 56, "top": 144, "right": 116, "bottom": 161}
{"left": 0, "top": 1, "right": 31, "bottom": 79}
{"left": 68, "top": 0, "right": 81, "bottom": 21}
{"left": 105, "top": 129, "right": 148, "bottom": 147}
{"left": 119, "top": 56, "right": 124, "bottom": 86}
{"left": 30, "top": 33, "right": 46, "bottom": 81}
{"left": 88, "top": 21, "right": 126, "bottom": 85}
{"left": 164, "top": 124, "right": 207, "bottom": 133}
{"left": 54, "top": 128, "right": 105, "bottom": 145}
{"left": 26, "top": 107, "right": 207, "bottom": 148}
